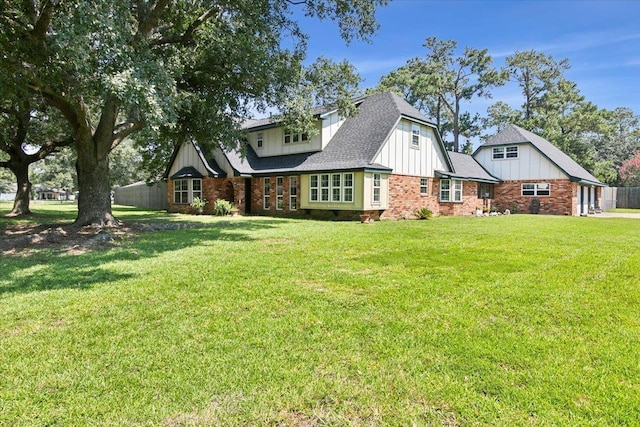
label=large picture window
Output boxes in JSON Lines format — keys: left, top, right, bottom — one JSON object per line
{"left": 309, "top": 173, "right": 354, "bottom": 203}
{"left": 173, "top": 178, "right": 201, "bottom": 204}
{"left": 440, "top": 179, "right": 462, "bottom": 202}
{"left": 522, "top": 183, "right": 550, "bottom": 196}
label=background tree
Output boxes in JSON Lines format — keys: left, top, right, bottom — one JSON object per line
{"left": 0, "top": 97, "right": 72, "bottom": 216}
{"left": 619, "top": 151, "right": 640, "bottom": 187}
{"left": 0, "top": 0, "right": 386, "bottom": 226}
{"left": 376, "top": 37, "right": 507, "bottom": 151}
{"left": 31, "top": 147, "right": 77, "bottom": 199}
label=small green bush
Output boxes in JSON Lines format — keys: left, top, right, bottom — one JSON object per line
{"left": 190, "top": 197, "right": 208, "bottom": 213}
{"left": 214, "top": 199, "right": 234, "bottom": 216}
{"left": 414, "top": 207, "right": 433, "bottom": 220}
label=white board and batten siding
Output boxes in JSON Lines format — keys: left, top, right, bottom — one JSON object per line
{"left": 321, "top": 111, "right": 346, "bottom": 149}
{"left": 246, "top": 121, "right": 324, "bottom": 157}
{"left": 474, "top": 144, "right": 566, "bottom": 181}
{"left": 373, "top": 119, "right": 448, "bottom": 177}
{"left": 168, "top": 142, "right": 209, "bottom": 177}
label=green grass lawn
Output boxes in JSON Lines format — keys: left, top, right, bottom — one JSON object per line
{"left": 1, "top": 203, "right": 639, "bottom": 426}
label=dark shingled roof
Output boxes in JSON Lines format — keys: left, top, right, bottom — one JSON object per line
{"left": 170, "top": 166, "right": 203, "bottom": 179}
{"left": 224, "top": 91, "right": 444, "bottom": 175}
{"left": 478, "top": 124, "right": 604, "bottom": 186}
{"left": 437, "top": 151, "right": 501, "bottom": 183}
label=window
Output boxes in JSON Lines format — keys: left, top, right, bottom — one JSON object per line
{"left": 310, "top": 175, "right": 318, "bottom": 201}
{"left": 343, "top": 173, "right": 353, "bottom": 202}
{"left": 263, "top": 178, "right": 271, "bottom": 209}
{"left": 331, "top": 174, "right": 342, "bottom": 202}
{"left": 320, "top": 174, "right": 329, "bottom": 202}
{"left": 506, "top": 146, "right": 518, "bottom": 158}
{"left": 284, "top": 130, "right": 309, "bottom": 144}
{"left": 173, "top": 178, "right": 201, "bottom": 204}
{"left": 420, "top": 177, "right": 428, "bottom": 195}
{"left": 257, "top": 132, "right": 263, "bottom": 149}
{"left": 493, "top": 146, "right": 518, "bottom": 159}
{"left": 308, "top": 173, "right": 354, "bottom": 203}
{"left": 373, "top": 173, "right": 381, "bottom": 204}
{"left": 440, "top": 179, "right": 462, "bottom": 202}
{"left": 276, "top": 176, "right": 284, "bottom": 210}
{"left": 411, "top": 124, "right": 420, "bottom": 148}
{"left": 522, "top": 183, "right": 550, "bottom": 196}
{"left": 192, "top": 179, "right": 201, "bottom": 200}
{"left": 174, "top": 179, "right": 189, "bottom": 204}
{"left": 290, "top": 176, "right": 298, "bottom": 210}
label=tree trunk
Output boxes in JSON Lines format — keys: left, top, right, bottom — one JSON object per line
{"left": 9, "top": 163, "right": 32, "bottom": 216}
{"left": 74, "top": 133, "right": 117, "bottom": 227}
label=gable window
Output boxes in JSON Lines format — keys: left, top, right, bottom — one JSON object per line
{"left": 522, "top": 183, "right": 550, "bottom": 196}
{"left": 263, "top": 178, "right": 271, "bottom": 209}
{"left": 173, "top": 178, "right": 201, "bottom": 204}
{"left": 506, "top": 146, "right": 518, "bottom": 158}
{"left": 309, "top": 173, "right": 354, "bottom": 203}
{"left": 284, "top": 130, "right": 309, "bottom": 144}
{"left": 493, "top": 146, "right": 518, "bottom": 159}
{"left": 257, "top": 132, "right": 263, "bottom": 149}
{"left": 373, "top": 173, "right": 381, "bottom": 204}
{"left": 290, "top": 176, "right": 298, "bottom": 210}
{"left": 420, "top": 177, "right": 428, "bottom": 195}
{"left": 411, "top": 124, "right": 420, "bottom": 148}
{"left": 440, "top": 179, "right": 462, "bottom": 202}
{"left": 276, "top": 176, "right": 284, "bottom": 210}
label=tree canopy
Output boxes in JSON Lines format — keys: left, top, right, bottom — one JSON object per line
{"left": 0, "top": 0, "right": 387, "bottom": 224}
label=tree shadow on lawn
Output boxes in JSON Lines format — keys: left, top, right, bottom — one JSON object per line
{"left": 0, "top": 219, "right": 283, "bottom": 297}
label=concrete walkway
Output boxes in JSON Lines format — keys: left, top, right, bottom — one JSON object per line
{"left": 593, "top": 212, "right": 640, "bottom": 219}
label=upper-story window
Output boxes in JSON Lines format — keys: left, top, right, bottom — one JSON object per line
{"left": 284, "top": 130, "right": 309, "bottom": 144}
{"left": 411, "top": 124, "right": 420, "bottom": 148}
{"left": 493, "top": 146, "right": 518, "bottom": 159}
{"left": 257, "top": 132, "right": 263, "bottom": 149}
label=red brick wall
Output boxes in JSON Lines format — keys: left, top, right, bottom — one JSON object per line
{"left": 492, "top": 179, "right": 577, "bottom": 215}
{"left": 382, "top": 175, "right": 482, "bottom": 219}
{"left": 167, "top": 177, "right": 246, "bottom": 214}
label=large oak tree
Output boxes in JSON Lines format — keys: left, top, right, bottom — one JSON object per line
{"left": 0, "top": 0, "right": 385, "bottom": 226}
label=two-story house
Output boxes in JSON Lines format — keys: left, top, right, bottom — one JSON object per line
{"left": 473, "top": 124, "right": 605, "bottom": 215}
{"left": 164, "top": 91, "right": 499, "bottom": 219}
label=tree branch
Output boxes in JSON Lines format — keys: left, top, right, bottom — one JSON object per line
{"left": 112, "top": 121, "right": 144, "bottom": 149}
{"left": 152, "top": 7, "right": 220, "bottom": 46}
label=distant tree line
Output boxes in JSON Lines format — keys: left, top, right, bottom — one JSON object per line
{"left": 374, "top": 39, "right": 640, "bottom": 187}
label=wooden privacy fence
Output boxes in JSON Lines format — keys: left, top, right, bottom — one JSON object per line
{"left": 615, "top": 187, "right": 640, "bottom": 209}
{"left": 114, "top": 181, "right": 168, "bottom": 210}
{"left": 601, "top": 187, "right": 617, "bottom": 211}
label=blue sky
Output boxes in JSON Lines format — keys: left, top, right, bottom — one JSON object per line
{"left": 297, "top": 0, "right": 640, "bottom": 118}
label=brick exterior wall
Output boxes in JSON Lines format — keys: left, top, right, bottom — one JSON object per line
{"left": 492, "top": 179, "right": 576, "bottom": 215}
{"left": 167, "top": 177, "right": 246, "bottom": 215}
{"left": 381, "top": 175, "right": 483, "bottom": 219}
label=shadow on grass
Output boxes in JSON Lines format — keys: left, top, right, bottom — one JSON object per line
{"left": 0, "top": 218, "right": 285, "bottom": 297}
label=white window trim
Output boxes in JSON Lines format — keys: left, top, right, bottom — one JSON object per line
{"left": 289, "top": 176, "right": 298, "bottom": 211}
{"left": 263, "top": 178, "right": 271, "bottom": 209}
{"left": 372, "top": 173, "right": 381, "bottom": 205}
{"left": 411, "top": 124, "right": 420, "bottom": 148}
{"left": 521, "top": 182, "right": 550, "bottom": 196}
{"left": 173, "top": 178, "right": 202, "bottom": 204}
{"left": 420, "top": 177, "right": 428, "bottom": 195}
{"left": 256, "top": 132, "right": 263, "bottom": 149}
{"left": 284, "top": 131, "right": 309, "bottom": 145}
{"left": 309, "top": 173, "right": 355, "bottom": 203}
{"left": 440, "top": 179, "right": 463, "bottom": 202}
{"left": 276, "top": 176, "right": 284, "bottom": 210}
{"left": 493, "top": 145, "right": 518, "bottom": 160}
